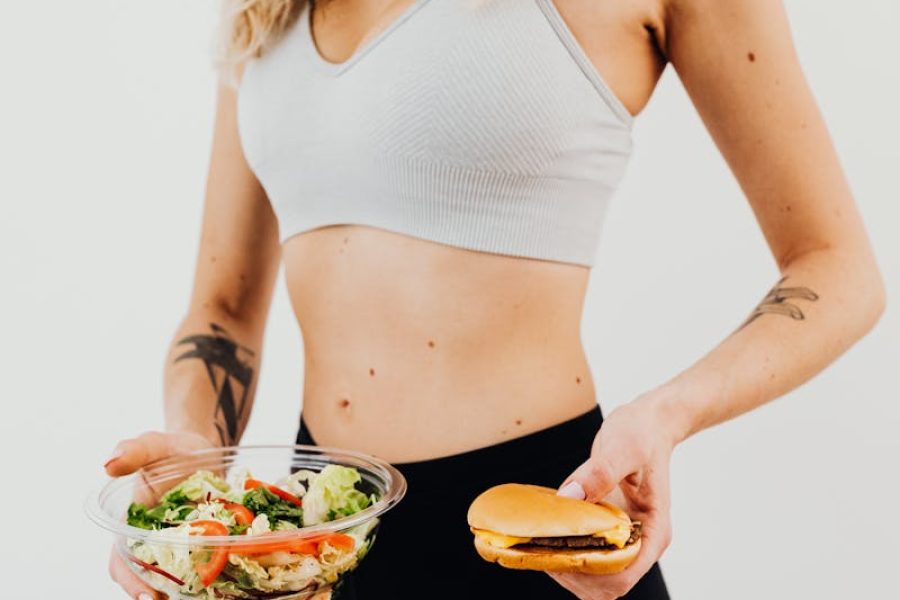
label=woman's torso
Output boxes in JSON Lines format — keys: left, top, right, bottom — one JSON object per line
{"left": 287, "top": 225, "right": 596, "bottom": 461}
{"left": 242, "top": 0, "right": 666, "bottom": 461}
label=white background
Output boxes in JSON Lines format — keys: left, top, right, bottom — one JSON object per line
{"left": 1, "top": 1, "right": 898, "bottom": 598}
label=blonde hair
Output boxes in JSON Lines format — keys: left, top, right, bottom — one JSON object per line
{"left": 217, "top": 0, "right": 305, "bottom": 83}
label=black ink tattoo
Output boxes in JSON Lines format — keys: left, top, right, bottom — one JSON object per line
{"left": 176, "top": 323, "right": 255, "bottom": 446}
{"left": 740, "top": 276, "right": 819, "bottom": 329}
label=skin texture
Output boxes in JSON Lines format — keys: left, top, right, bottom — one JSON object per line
{"left": 105, "top": 0, "right": 885, "bottom": 597}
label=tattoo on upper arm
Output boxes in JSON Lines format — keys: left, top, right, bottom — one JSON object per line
{"left": 740, "top": 276, "right": 819, "bottom": 329}
{"left": 175, "top": 323, "right": 255, "bottom": 446}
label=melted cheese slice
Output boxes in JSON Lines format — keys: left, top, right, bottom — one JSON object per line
{"left": 592, "top": 522, "right": 631, "bottom": 548}
{"left": 472, "top": 524, "right": 631, "bottom": 549}
{"left": 471, "top": 528, "right": 532, "bottom": 548}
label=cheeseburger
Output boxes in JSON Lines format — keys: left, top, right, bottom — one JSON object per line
{"left": 467, "top": 483, "right": 642, "bottom": 575}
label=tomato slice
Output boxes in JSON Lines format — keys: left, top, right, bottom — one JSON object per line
{"left": 229, "top": 533, "right": 311, "bottom": 556}
{"left": 213, "top": 499, "right": 255, "bottom": 525}
{"left": 244, "top": 478, "right": 303, "bottom": 507}
{"left": 321, "top": 533, "right": 355, "bottom": 551}
{"left": 190, "top": 520, "right": 230, "bottom": 587}
{"left": 289, "top": 539, "right": 321, "bottom": 556}
{"left": 229, "top": 532, "right": 354, "bottom": 557}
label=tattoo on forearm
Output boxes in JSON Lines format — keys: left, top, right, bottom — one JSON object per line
{"left": 175, "top": 323, "right": 255, "bottom": 446}
{"left": 740, "top": 276, "right": 819, "bottom": 329}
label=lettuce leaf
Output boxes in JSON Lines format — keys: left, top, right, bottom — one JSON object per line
{"left": 301, "top": 465, "right": 373, "bottom": 526}
{"left": 127, "top": 490, "right": 194, "bottom": 530}
{"left": 162, "top": 470, "right": 229, "bottom": 502}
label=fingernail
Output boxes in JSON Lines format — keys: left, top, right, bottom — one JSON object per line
{"left": 104, "top": 447, "right": 125, "bottom": 468}
{"left": 138, "top": 593, "right": 154, "bottom": 600}
{"left": 557, "top": 481, "right": 586, "bottom": 500}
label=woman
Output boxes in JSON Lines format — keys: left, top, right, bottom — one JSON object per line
{"left": 104, "top": 0, "right": 885, "bottom": 598}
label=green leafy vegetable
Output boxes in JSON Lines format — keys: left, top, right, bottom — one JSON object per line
{"left": 242, "top": 487, "right": 303, "bottom": 526}
{"left": 161, "top": 489, "right": 191, "bottom": 505}
{"left": 127, "top": 503, "right": 160, "bottom": 530}
{"left": 127, "top": 489, "right": 196, "bottom": 530}
{"left": 302, "top": 465, "right": 373, "bottom": 526}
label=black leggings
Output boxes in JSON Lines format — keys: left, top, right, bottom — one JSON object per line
{"left": 296, "top": 407, "right": 670, "bottom": 600}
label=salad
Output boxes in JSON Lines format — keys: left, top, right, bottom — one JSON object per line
{"left": 124, "top": 465, "right": 379, "bottom": 599}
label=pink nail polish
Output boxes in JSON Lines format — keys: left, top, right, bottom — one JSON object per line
{"left": 557, "top": 481, "right": 586, "bottom": 500}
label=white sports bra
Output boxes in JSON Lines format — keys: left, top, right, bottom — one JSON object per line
{"left": 238, "top": 0, "right": 634, "bottom": 266}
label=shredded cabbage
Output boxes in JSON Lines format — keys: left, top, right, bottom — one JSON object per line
{"left": 228, "top": 553, "right": 269, "bottom": 585}
{"left": 279, "top": 469, "right": 317, "bottom": 497}
{"left": 129, "top": 523, "right": 200, "bottom": 591}
{"left": 246, "top": 513, "right": 271, "bottom": 536}
{"left": 162, "top": 470, "right": 229, "bottom": 502}
{"left": 264, "top": 557, "right": 322, "bottom": 591}
{"left": 273, "top": 520, "right": 299, "bottom": 531}
{"left": 184, "top": 501, "right": 236, "bottom": 526}
{"left": 225, "top": 467, "right": 253, "bottom": 502}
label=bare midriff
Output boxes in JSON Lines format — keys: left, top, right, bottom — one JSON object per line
{"left": 283, "top": 225, "right": 598, "bottom": 463}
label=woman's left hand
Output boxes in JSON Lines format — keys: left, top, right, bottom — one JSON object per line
{"left": 549, "top": 393, "right": 680, "bottom": 599}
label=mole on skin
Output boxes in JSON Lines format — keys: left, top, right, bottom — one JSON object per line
{"left": 369, "top": 367, "right": 375, "bottom": 377}
{"left": 748, "top": 51, "right": 756, "bottom": 62}
{"left": 427, "top": 340, "right": 435, "bottom": 348}
{"left": 515, "top": 419, "right": 522, "bottom": 426}
{"left": 338, "top": 398, "right": 350, "bottom": 409}
{"left": 575, "top": 376, "right": 581, "bottom": 384}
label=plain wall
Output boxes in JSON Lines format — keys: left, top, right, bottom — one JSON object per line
{"left": 1, "top": 1, "right": 897, "bottom": 597}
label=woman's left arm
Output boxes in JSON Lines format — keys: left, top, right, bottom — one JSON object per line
{"left": 653, "top": 0, "right": 886, "bottom": 447}
{"left": 552, "top": 0, "right": 885, "bottom": 597}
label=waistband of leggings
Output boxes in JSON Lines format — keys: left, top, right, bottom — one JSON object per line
{"left": 296, "top": 406, "right": 602, "bottom": 491}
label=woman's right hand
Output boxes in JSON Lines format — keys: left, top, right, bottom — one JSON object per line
{"left": 104, "top": 431, "right": 216, "bottom": 599}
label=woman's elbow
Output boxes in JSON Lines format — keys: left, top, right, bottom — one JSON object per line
{"left": 851, "top": 254, "right": 887, "bottom": 337}
{"left": 795, "top": 243, "right": 886, "bottom": 338}
{"left": 861, "top": 266, "right": 887, "bottom": 333}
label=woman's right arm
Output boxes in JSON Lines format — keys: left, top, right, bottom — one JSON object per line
{"left": 105, "top": 77, "right": 281, "bottom": 598}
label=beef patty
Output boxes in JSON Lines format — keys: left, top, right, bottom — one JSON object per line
{"left": 524, "top": 522, "right": 642, "bottom": 550}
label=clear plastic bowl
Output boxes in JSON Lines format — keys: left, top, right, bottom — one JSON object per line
{"left": 86, "top": 445, "right": 406, "bottom": 599}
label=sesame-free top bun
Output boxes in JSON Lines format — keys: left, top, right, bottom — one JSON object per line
{"left": 467, "top": 483, "right": 630, "bottom": 538}
{"left": 473, "top": 534, "right": 641, "bottom": 575}
{"left": 467, "top": 484, "right": 640, "bottom": 575}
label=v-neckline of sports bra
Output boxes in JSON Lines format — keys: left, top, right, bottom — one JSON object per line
{"left": 305, "top": 0, "right": 433, "bottom": 75}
